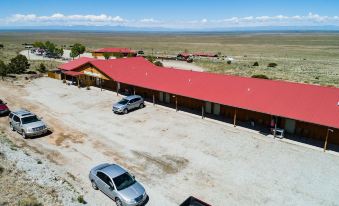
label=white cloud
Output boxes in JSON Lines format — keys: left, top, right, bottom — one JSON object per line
{"left": 139, "top": 18, "right": 158, "bottom": 23}
{"left": 6, "top": 13, "right": 126, "bottom": 26}
{"left": 1, "top": 12, "right": 339, "bottom": 28}
{"left": 201, "top": 18, "right": 208, "bottom": 23}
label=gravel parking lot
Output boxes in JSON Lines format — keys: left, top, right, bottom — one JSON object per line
{"left": 19, "top": 49, "right": 93, "bottom": 62}
{"left": 1, "top": 77, "right": 339, "bottom": 206}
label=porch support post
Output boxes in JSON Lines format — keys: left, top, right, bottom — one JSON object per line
{"left": 233, "top": 108, "right": 237, "bottom": 127}
{"left": 116, "top": 81, "right": 119, "bottom": 96}
{"left": 201, "top": 104, "right": 204, "bottom": 119}
{"left": 175, "top": 96, "right": 178, "bottom": 112}
{"left": 274, "top": 116, "right": 278, "bottom": 138}
{"left": 133, "top": 87, "right": 136, "bottom": 95}
{"left": 77, "top": 77, "right": 80, "bottom": 88}
{"left": 100, "top": 79, "right": 102, "bottom": 91}
{"left": 153, "top": 93, "right": 155, "bottom": 106}
{"left": 324, "top": 128, "right": 333, "bottom": 152}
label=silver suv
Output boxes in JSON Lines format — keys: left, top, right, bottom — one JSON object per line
{"left": 112, "top": 95, "right": 144, "bottom": 114}
{"left": 89, "top": 163, "right": 148, "bottom": 206}
{"left": 8, "top": 109, "right": 49, "bottom": 139}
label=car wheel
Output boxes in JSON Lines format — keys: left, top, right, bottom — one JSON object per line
{"left": 139, "top": 103, "right": 144, "bottom": 109}
{"left": 22, "top": 130, "right": 27, "bottom": 139}
{"left": 123, "top": 108, "right": 128, "bottom": 114}
{"left": 115, "top": 198, "right": 123, "bottom": 206}
{"left": 91, "top": 180, "right": 98, "bottom": 190}
{"left": 9, "top": 123, "right": 14, "bottom": 131}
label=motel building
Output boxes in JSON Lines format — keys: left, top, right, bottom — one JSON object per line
{"left": 52, "top": 56, "right": 339, "bottom": 149}
{"left": 92, "top": 48, "right": 137, "bottom": 58}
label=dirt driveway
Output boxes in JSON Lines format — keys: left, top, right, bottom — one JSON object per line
{"left": 1, "top": 77, "right": 339, "bottom": 206}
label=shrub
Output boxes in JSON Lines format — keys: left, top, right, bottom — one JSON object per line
{"left": 0, "top": 60, "right": 8, "bottom": 80}
{"left": 18, "top": 197, "right": 42, "bottom": 206}
{"left": 112, "top": 52, "right": 123, "bottom": 59}
{"left": 77, "top": 195, "right": 86, "bottom": 204}
{"left": 127, "top": 53, "right": 136, "bottom": 57}
{"left": 252, "top": 74, "right": 269, "bottom": 79}
{"left": 146, "top": 55, "right": 156, "bottom": 63}
{"left": 227, "top": 60, "right": 232, "bottom": 64}
{"left": 103, "top": 52, "right": 111, "bottom": 60}
{"left": 37, "top": 160, "right": 42, "bottom": 164}
{"left": 37, "top": 63, "right": 47, "bottom": 73}
{"left": 8, "top": 54, "right": 30, "bottom": 74}
{"left": 253, "top": 62, "right": 259, "bottom": 66}
{"left": 0, "top": 166, "right": 4, "bottom": 175}
{"left": 0, "top": 44, "right": 3, "bottom": 49}
{"left": 154, "top": 61, "right": 163, "bottom": 67}
{"left": 267, "top": 63, "right": 278, "bottom": 68}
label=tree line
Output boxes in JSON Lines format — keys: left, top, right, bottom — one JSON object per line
{"left": 33, "top": 41, "right": 86, "bottom": 59}
{"left": 33, "top": 41, "right": 64, "bottom": 57}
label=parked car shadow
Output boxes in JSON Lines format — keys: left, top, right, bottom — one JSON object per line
{"left": 0, "top": 111, "right": 10, "bottom": 117}
{"left": 113, "top": 105, "right": 147, "bottom": 115}
{"left": 102, "top": 193, "right": 149, "bottom": 205}
{"left": 29, "top": 130, "right": 53, "bottom": 139}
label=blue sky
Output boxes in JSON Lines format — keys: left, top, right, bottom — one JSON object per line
{"left": 1, "top": 0, "right": 339, "bottom": 28}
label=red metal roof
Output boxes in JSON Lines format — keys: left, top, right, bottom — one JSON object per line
{"left": 58, "top": 57, "right": 339, "bottom": 129}
{"left": 59, "top": 57, "right": 94, "bottom": 71}
{"left": 93, "top": 48, "right": 136, "bottom": 54}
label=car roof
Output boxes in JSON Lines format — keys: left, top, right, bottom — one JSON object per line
{"left": 12, "top": 109, "right": 34, "bottom": 117}
{"left": 100, "top": 164, "right": 127, "bottom": 179}
{"left": 124, "top": 95, "right": 141, "bottom": 100}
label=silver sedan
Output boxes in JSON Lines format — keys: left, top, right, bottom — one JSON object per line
{"left": 89, "top": 163, "right": 148, "bottom": 206}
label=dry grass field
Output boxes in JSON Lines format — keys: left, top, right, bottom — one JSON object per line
{"left": 0, "top": 31, "right": 338, "bottom": 86}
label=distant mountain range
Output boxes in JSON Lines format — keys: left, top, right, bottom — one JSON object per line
{"left": 1, "top": 25, "right": 339, "bottom": 33}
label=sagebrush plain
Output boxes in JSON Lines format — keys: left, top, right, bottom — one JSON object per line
{"left": 0, "top": 31, "right": 338, "bottom": 87}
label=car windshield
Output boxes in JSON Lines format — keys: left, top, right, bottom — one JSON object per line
{"left": 113, "top": 172, "right": 136, "bottom": 191}
{"left": 21, "top": 115, "right": 40, "bottom": 124}
{"left": 118, "top": 99, "right": 129, "bottom": 105}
